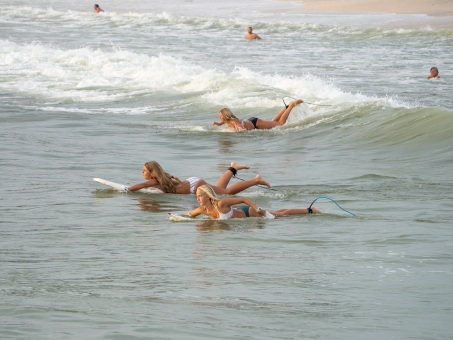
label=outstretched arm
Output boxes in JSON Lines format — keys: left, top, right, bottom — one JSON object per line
{"left": 218, "top": 196, "right": 271, "bottom": 217}
{"left": 184, "top": 206, "right": 205, "bottom": 218}
{"left": 217, "top": 196, "right": 259, "bottom": 212}
{"left": 128, "top": 180, "right": 158, "bottom": 192}
{"left": 213, "top": 120, "right": 246, "bottom": 131}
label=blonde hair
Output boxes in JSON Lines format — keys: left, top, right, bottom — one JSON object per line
{"left": 197, "top": 184, "right": 221, "bottom": 213}
{"left": 219, "top": 108, "right": 238, "bottom": 122}
{"left": 144, "top": 161, "right": 181, "bottom": 193}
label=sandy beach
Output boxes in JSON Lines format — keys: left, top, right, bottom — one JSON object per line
{"left": 275, "top": 0, "right": 453, "bottom": 28}
{"left": 292, "top": 0, "right": 453, "bottom": 15}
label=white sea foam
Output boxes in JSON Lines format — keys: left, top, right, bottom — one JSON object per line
{"left": 0, "top": 39, "right": 369, "bottom": 106}
{"left": 1, "top": 2, "right": 453, "bottom": 340}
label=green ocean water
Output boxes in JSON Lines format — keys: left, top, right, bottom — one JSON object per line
{"left": 1, "top": 1, "right": 452, "bottom": 339}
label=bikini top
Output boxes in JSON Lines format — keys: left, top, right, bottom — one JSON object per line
{"left": 217, "top": 207, "right": 234, "bottom": 220}
{"left": 185, "top": 177, "right": 200, "bottom": 194}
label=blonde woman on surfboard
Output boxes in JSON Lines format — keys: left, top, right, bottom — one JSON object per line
{"left": 212, "top": 99, "right": 303, "bottom": 131}
{"left": 183, "top": 184, "right": 321, "bottom": 220}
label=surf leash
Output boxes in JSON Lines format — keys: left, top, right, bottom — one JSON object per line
{"left": 283, "top": 96, "right": 332, "bottom": 107}
{"left": 308, "top": 196, "right": 356, "bottom": 217}
{"left": 232, "top": 175, "right": 278, "bottom": 191}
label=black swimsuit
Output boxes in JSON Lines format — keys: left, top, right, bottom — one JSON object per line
{"left": 248, "top": 117, "right": 258, "bottom": 129}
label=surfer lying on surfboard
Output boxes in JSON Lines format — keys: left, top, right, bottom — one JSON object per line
{"left": 212, "top": 99, "right": 303, "bottom": 131}
{"left": 127, "top": 161, "right": 271, "bottom": 195}
{"left": 182, "top": 184, "right": 321, "bottom": 220}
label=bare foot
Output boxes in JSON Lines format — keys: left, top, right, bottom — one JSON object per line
{"left": 291, "top": 99, "right": 303, "bottom": 106}
{"left": 230, "top": 162, "right": 250, "bottom": 171}
{"left": 255, "top": 175, "right": 271, "bottom": 188}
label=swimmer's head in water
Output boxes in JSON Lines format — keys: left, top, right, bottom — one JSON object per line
{"left": 430, "top": 67, "right": 439, "bottom": 77}
{"left": 219, "top": 108, "right": 238, "bottom": 122}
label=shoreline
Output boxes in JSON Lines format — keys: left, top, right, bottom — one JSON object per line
{"left": 274, "top": 0, "right": 453, "bottom": 28}
{"left": 280, "top": 0, "right": 453, "bottom": 15}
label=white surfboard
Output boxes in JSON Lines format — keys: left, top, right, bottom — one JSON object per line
{"left": 167, "top": 213, "right": 195, "bottom": 222}
{"left": 93, "top": 178, "right": 164, "bottom": 194}
{"left": 167, "top": 212, "right": 274, "bottom": 221}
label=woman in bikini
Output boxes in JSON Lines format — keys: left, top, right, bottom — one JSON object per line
{"left": 185, "top": 184, "right": 321, "bottom": 220}
{"left": 127, "top": 161, "right": 271, "bottom": 194}
{"left": 212, "top": 99, "right": 304, "bottom": 131}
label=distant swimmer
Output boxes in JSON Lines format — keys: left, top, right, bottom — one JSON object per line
{"left": 427, "top": 66, "right": 440, "bottom": 79}
{"left": 182, "top": 184, "right": 321, "bottom": 220}
{"left": 127, "top": 160, "right": 271, "bottom": 194}
{"left": 94, "top": 4, "right": 104, "bottom": 13}
{"left": 244, "top": 27, "right": 262, "bottom": 40}
{"left": 212, "top": 99, "right": 303, "bottom": 131}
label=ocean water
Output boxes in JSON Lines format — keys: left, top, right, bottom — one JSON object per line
{"left": 1, "top": 0, "right": 453, "bottom": 339}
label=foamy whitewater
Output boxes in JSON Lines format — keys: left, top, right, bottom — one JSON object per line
{"left": 1, "top": 0, "right": 452, "bottom": 339}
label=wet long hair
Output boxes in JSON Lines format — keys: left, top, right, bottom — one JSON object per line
{"left": 144, "top": 161, "right": 181, "bottom": 193}
{"left": 219, "top": 108, "right": 238, "bottom": 122}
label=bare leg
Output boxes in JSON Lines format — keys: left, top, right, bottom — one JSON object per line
{"left": 274, "top": 99, "right": 303, "bottom": 126}
{"left": 216, "top": 162, "right": 250, "bottom": 188}
{"left": 271, "top": 206, "right": 321, "bottom": 217}
{"left": 272, "top": 107, "right": 287, "bottom": 122}
{"left": 256, "top": 99, "right": 304, "bottom": 129}
{"left": 211, "top": 175, "right": 271, "bottom": 195}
